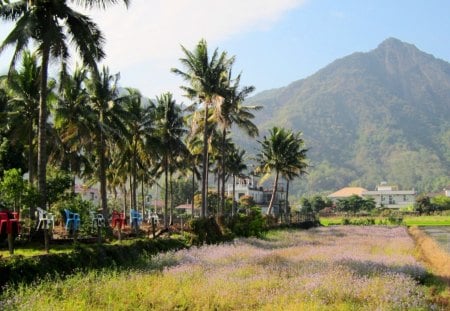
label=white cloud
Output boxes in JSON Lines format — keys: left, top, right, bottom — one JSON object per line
{"left": 87, "top": 0, "right": 306, "bottom": 68}
{"left": 80, "top": 0, "right": 307, "bottom": 97}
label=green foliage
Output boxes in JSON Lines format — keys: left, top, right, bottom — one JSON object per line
{"left": 0, "top": 137, "right": 26, "bottom": 177}
{"left": 415, "top": 195, "right": 436, "bottom": 215}
{"left": 336, "top": 195, "right": 375, "bottom": 214}
{"left": 52, "top": 195, "right": 96, "bottom": 236}
{"left": 46, "top": 167, "right": 72, "bottom": 206}
{"left": 0, "top": 237, "right": 189, "bottom": 290}
{"left": 431, "top": 195, "right": 450, "bottom": 211}
{"left": 226, "top": 207, "right": 268, "bottom": 238}
{"left": 189, "top": 217, "right": 231, "bottom": 245}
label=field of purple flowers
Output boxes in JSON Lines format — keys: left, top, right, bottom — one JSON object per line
{"left": 1, "top": 226, "right": 433, "bottom": 310}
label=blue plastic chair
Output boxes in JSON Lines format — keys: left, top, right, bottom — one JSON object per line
{"left": 130, "top": 209, "right": 142, "bottom": 230}
{"left": 63, "top": 209, "right": 80, "bottom": 231}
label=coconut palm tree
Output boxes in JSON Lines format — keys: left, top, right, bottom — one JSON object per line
{"left": 256, "top": 127, "right": 308, "bottom": 215}
{"left": 0, "top": 50, "right": 40, "bottom": 185}
{"left": 224, "top": 145, "right": 247, "bottom": 216}
{"left": 172, "top": 39, "right": 233, "bottom": 218}
{"left": 119, "top": 88, "right": 155, "bottom": 212}
{"left": 85, "top": 66, "right": 130, "bottom": 219}
{"left": 213, "top": 72, "right": 260, "bottom": 214}
{"left": 152, "top": 93, "right": 187, "bottom": 229}
{"left": 53, "top": 65, "right": 92, "bottom": 180}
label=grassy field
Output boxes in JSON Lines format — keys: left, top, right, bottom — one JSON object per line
{"left": 320, "top": 215, "right": 450, "bottom": 226}
{"left": 2, "top": 226, "right": 447, "bottom": 310}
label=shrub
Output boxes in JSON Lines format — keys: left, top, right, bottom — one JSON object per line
{"left": 189, "top": 217, "right": 231, "bottom": 245}
{"left": 226, "top": 207, "right": 268, "bottom": 238}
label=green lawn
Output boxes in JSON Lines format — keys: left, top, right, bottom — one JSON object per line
{"left": 403, "top": 215, "right": 450, "bottom": 226}
{"left": 320, "top": 215, "right": 450, "bottom": 226}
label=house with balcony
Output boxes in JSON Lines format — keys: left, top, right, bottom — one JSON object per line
{"left": 226, "top": 175, "right": 286, "bottom": 215}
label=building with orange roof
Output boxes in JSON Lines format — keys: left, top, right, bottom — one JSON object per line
{"left": 328, "top": 187, "right": 367, "bottom": 200}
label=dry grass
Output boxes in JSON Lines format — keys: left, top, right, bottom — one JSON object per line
{"left": 409, "top": 226, "right": 450, "bottom": 280}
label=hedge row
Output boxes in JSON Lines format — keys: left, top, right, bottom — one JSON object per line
{"left": 0, "top": 237, "right": 188, "bottom": 289}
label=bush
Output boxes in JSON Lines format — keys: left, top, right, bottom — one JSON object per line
{"left": 226, "top": 208, "right": 268, "bottom": 238}
{"left": 189, "top": 217, "right": 231, "bottom": 245}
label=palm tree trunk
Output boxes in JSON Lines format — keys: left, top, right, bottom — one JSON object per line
{"left": 285, "top": 179, "right": 290, "bottom": 224}
{"left": 201, "top": 102, "right": 209, "bottom": 218}
{"left": 131, "top": 141, "right": 137, "bottom": 211}
{"left": 232, "top": 174, "right": 236, "bottom": 216}
{"left": 99, "top": 127, "right": 108, "bottom": 220}
{"left": 28, "top": 120, "right": 36, "bottom": 220}
{"left": 169, "top": 172, "right": 173, "bottom": 225}
{"left": 191, "top": 167, "right": 195, "bottom": 218}
{"left": 164, "top": 156, "right": 169, "bottom": 229}
{"left": 220, "top": 128, "right": 227, "bottom": 216}
{"left": 38, "top": 43, "right": 49, "bottom": 253}
{"left": 267, "top": 171, "right": 279, "bottom": 216}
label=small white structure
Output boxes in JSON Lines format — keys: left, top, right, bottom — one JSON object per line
{"left": 226, "top": 175, "right": 286, "bottom": 215}
{"left": 74, "top": 178, "right": 100, "bottom": 205}
{"left": 444, "top": 186, "right": 450, "bottom": 197}
{"left": 362, "top": 183, "right": 415, "bottom": 209}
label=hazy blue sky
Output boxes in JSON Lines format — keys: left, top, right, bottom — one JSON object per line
{"left": 1, "top": 0, "right": 450, "bottom": 102}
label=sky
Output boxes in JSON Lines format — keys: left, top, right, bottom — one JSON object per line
{"left": 1, "top": 0, "right": 450, "bottom": 103}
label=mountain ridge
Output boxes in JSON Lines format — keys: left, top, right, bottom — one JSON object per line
{"left": 240, "top": 37, "right": 450, "bottom": 195}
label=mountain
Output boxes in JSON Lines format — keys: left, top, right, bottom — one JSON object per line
{"left": 238, "top": 38, "right": 450, "bottom": 195}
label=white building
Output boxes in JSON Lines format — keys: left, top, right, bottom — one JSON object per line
{"left": 362, "top": 183, "right": 415, "bottom": 209}
{"left": 226, "top": 176, "right": 286, "bottom": 215}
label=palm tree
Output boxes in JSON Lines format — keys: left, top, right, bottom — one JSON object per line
{"left": 120, "top": 88, "right": 155, "bottom": 212}
{"left": 152, "top": 93, "right": 187, "bottom": 229}
{"left": 0, "top": 50, "right": 40, "bottom": 185}
{"left": 213, "top": 72, "right": 260, "bottom": 215}
{"left": 172, "top": 39, "right": 233, "bottom": 218}
{"left": 225, "top": 146, "right": 247, "bottom": 216}
{"left": 0, "top": 3, "right": 130, "bottom": 243}
{"left": 256, "top": 127, "right": 308, "bottom": 215}
{"left": 85, "top": 66, "right": 130, "bottom": 219}
{"left": 53, "top": 65, "right": 92, "bottom": 179}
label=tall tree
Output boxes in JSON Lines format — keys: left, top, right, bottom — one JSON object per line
{"left": 172, "top": 39, "right": 233, "bottom": 218}
{"left": 0, "top": 50, "right": 40, "bottom": 184}
{"left": 120, "top": 88, "right": 154, "bottom": 213}
{"left": 257, "top": 127, "right": 308, "bottom": 215}
{"left": 0, "top": 0, "right": 129, "bottom": 212}
{"left": 85, "top": 66, "right": 130, "bottom": 219}
{"left": 214, "top": 72, "right": 260, "bottom": 215}
{"left": 153, "top": 93, "right": 187, "bottom": 229}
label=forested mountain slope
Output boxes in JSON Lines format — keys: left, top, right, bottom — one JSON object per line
{"left": 239, "top": 38, "right": 450, "bottom": 195}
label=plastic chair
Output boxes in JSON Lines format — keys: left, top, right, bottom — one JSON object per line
{"left": 90, "top": 211, "right": 105, "bottom": 228}
{"left": 149, "top": 212, "right": 159, "bottom": 225}
{"left": 36, "top": 207, "right": 54, "bottom": 230}
{"left": 63, "top": 209, "right": 80, "bottom": 231}
{"left": 130, "top": 209, "right": 143, "bottom": 230}
{"left": 111, "top": 210, "right": 125, "bottom": 229}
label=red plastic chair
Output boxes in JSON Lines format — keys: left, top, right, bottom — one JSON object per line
{"left": 0, "top": 211, "right": 20, "bottom": 236}
{"left": 111, "top": 210, "right": 125, "bottom": 229}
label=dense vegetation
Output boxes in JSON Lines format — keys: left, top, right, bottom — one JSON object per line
{"left": 0, "top": 1, "right": 311, "bottom": 255}
{"left": 244, "top": 38, "right": 450, "bottom": 196}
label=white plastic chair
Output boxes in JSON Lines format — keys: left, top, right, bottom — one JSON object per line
{"left": 36, "top": 207, "right": 54, "bottom": 230}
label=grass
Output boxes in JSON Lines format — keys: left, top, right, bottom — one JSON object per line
{"left": 403, "top": 215, "right": 450, "bottom": 226}
{"left": 320, "top": 215, "right": 450, "bottom": 226}
{"left": 0, "top": 242, "right": 74, "bottom": 258}
{"left": 2, "top": 226, "right": 444, "bottom": 310}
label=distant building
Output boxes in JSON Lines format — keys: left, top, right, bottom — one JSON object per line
{"left": 74, "top": 179, "right": 99, "bottom": 205}
{"left": 226, "top": 175, "right": 286, "bottom": 215}
{"left": 444, "top": 186, "right": 450, "bottom": 197}
{"left": 328, "top": 183, "right": 416, "bottom": 209}
{"left": 327, "top": 187, "right": 368, "bottom": 201}
{"left": 362, "top": 183, "right": 415, "bottom": 209}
